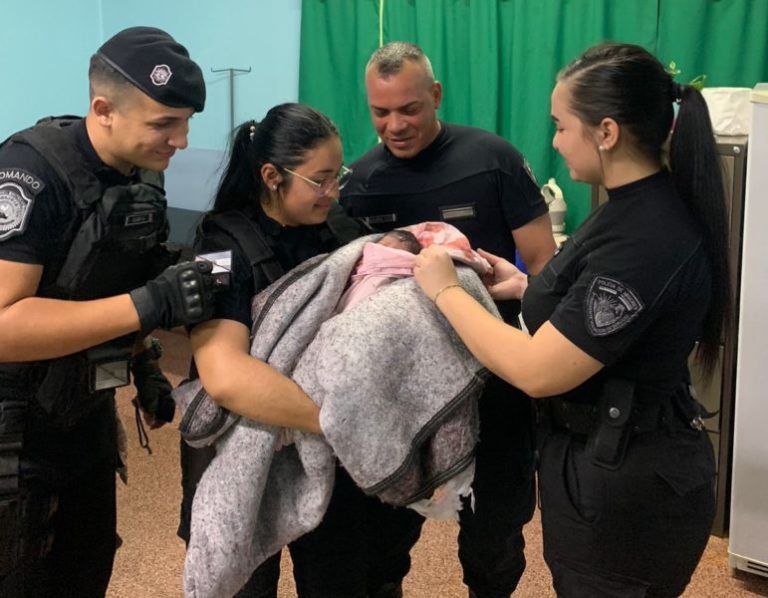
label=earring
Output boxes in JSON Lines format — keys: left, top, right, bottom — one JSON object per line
{"left": 598, "top": 145, "right": 607, "bottom": 151}
{"left": 272, "top": 185, "right": 277, "bottom": 190}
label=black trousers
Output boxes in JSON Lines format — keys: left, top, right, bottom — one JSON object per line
{"left": 0, "top": 458, "right": 117, "bottom": 598}
{"left": 180, "top": 441, "right": 413, "bottom": 597}
{"left": 538, "top": 424, "right": 716, "bottom": 597}
{"left": 366, "top": 376, "right": 537, "bottom": 598}
{"left": 1, "top": 401, "right": 118, "bottom": 598}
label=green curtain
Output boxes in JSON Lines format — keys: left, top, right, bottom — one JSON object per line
{"left": 299, "top": 0, "right": 768, "bottom": 231}
{"left": 299, "top": 1, "right": 380, "bottom": 164}
{"left": 657, "top": 0, "right": 768, "bottom": 88}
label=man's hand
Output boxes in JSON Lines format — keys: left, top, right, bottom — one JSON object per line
{"left": 131, "top": 342, "right": 175, "bottom": 429}
{"left": 129, "top": 261, "right": 215, "bottom": 335}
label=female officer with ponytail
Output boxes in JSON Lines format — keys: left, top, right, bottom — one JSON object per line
{"left": 413, "top": 43, "right": 728, "bottom": 597}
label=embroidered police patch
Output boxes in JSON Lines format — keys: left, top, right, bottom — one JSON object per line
{"left": 585, "top": 276, "right": 644, "bottom": 336}
{"left": 0, "top": 167, "right": 45, "bottom": 194}
{"left": 150, "top": 64, "right": 172, "bottom": 86}
{"left": 0, "top": 182, "right": 34, "bottom": 241}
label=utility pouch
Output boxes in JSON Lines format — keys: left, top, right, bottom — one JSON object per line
{"left": 87, "top": 342, "right": 132, "bottom": 392}
{"left": 585, "top": 377, "right": 635, "bottom": 470}
{"left": 55, "top": 182, "right": 170, "bottom": 299}
{"left": 34, "top": 336, "right": 134, "bottom": 429}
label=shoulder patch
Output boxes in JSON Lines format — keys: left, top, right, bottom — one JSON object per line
{"left": 0, "top": 168, "right": 45, "bottom": 195}
{"left": 522, "top": 158, "right": 539, "bottom": 187}
{"left": 0, "top": 182, "right": 35, "bottom": 241}
{"left": 585, "top": 275, "right": 644, "bottom": 337}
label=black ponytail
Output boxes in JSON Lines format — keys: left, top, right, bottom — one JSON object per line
{"left": 211, "top": 121, "right": 261, "bottom": 213}
{"left": 670, "top": 85, "right": 731, "bottom": 377}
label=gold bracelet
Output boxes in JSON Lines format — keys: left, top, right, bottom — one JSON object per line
{"left": 433, "top": 283, "right": 462, "bottom": 304}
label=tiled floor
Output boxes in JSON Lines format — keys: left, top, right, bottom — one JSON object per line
{"left": 107, "top": 330, "right": 768, "bottom": 597}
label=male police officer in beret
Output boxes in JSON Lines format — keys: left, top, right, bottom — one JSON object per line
{"left": 0, "top": 27, "right": 213, "bottom": 597}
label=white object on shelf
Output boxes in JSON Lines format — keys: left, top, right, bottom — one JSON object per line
{"left": 702, "top": 87, "right": 753, "bottom": 136}
{"left": 541, "top": 177, "right": 567, "bottom": 234}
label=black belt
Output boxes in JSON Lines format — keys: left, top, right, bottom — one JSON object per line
{"left": 544, "top": 398, "right": 666, "bottom": 437}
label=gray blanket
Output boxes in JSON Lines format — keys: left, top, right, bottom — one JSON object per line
{"left": 179, "top": 235, "right": 499, "bottom": 598}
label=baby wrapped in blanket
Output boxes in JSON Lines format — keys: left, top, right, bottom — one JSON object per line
{"left": 175, "top": 221, "right": 500, "bottom": 598}
{"left": 332, "top": 224, "right": 491, "bottom": 520}
{"left": 334, "top": 228, "right": 422, "bottom": 313}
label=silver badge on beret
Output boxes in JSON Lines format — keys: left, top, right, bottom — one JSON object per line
{"left": 0, "top": 183, "right": 34, "bottom": 241}
{"left": 585, "top": 275, "right": 644, "bottom": 336}
{"left": 150, "top": 64, "right": 173, "bottom": 86}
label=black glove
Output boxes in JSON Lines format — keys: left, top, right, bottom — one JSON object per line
{"left": 130, "top": 339, "right": 175, "bottom": 425}
{"left": 130, "top": 261, "right": 214, "bottom": 335}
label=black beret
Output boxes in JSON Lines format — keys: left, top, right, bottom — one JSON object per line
{"left": 97, "top": 26, "right": 205, "bottom": 112}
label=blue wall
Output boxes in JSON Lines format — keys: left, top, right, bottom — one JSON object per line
{"left": 2, "top": 1, "right": 101, "bottom": 134}
{"left": 2, "top": 0, "right": 303, "bottom": 214}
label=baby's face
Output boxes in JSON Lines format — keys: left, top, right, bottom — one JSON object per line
{"left": 378, "top": 234, "right": 409, "bottom": 251}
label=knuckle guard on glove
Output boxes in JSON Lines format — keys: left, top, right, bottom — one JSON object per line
{"left": 129, "top": 261, "right": 215, "bottom": 334}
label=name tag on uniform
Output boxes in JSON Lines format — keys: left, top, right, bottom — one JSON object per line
{"left": 362, "top": 213, "right": 397, "bottom": 226}
{"left": 124, "top": 211, "right": 155, "bottom": 227}
{"left": 440, "top": 204, "right": 476, "bottom": 221}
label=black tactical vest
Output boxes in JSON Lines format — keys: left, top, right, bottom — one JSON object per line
{"left": 0, "top": 117, "right": 178, "bottom": 428}
{"left": 9, "top": 117, "right": 178, "bottom": 299}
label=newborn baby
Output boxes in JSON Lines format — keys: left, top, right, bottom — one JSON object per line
{"left": 376, "top": 229, "right": 422, "bottom": 254}
{"left": 334, "top": 229, "right": 423, "bottom": 313}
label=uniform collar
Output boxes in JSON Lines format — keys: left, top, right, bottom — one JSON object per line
{"left": 251, "top": 201, "right": 285, "bottom": 238}
{"left": 606, "top": 170, "right": 671, "bottom": 201}
{"left": 384, "top": 120, "right": 448, "bottom": 165}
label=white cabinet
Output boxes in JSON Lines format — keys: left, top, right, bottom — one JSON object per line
{"left": 729, "top": 84, "right": 768, "bottom": 579}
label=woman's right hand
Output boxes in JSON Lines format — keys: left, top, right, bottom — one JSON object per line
{"left": 477, "top": 248, "right": 529, "bottom": 301}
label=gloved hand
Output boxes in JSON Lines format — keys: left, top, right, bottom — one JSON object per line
{"left": 130, "top": 340, "right": 175, "bottom": 428}
{"left": 130, "top": 261, "right": 214, "bottom": 335}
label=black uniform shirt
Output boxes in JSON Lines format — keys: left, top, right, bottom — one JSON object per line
{"left": 195, "top": 204, "right": 339, "bottom": 329}
{"left": 342, "top": 122, "right": 548, "bottom": 322}
{"left": 341, "top": 122, "right": 547, "bottom": 260}
{"left": 523, "top": 171, "right": 711, "bottom": 393}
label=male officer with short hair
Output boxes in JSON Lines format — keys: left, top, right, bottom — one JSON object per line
{"left": 342, "top": 41, "right": 556, "bottom": 598}
{"left": 0, "top": 27, "right": 213, "bottom": 597}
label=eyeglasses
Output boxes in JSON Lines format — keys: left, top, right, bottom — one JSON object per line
{"left": 282, "top": 165, "right": 353, "bottom": 198}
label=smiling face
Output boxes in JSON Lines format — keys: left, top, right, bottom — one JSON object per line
{"left": 365, "top": 59, "right": 442, "bottom": 159}
{"left": 550, "top": 80, "right": 603, "bottom": 184}
{"left": 93, "top": 86, "right": 194, "bottom": 173}
{"left": 268, "top": 135, "right": 344, "bottom": 227}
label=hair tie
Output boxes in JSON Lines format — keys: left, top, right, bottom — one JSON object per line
{"left": 673, "top": 82, "right": 685, "bottom": 104}
{"left": 249, "top": 120, "right": 257, "bottom": 142}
